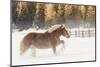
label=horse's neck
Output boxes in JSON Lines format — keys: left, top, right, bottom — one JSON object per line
{"left": 46, "top": 29, "right": 61, "bottom": 38}
{"left": 53, "top": 31, "right": 61, "bottom": 38}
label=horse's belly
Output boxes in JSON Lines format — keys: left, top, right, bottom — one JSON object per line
{"left": 33, "top": 42, "right": 52, "bottom": 49}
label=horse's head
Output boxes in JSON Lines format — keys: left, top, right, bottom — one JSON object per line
{"left": 60, "top": 24, "right": 70, "bottom": 38}
{"left": 47, "top": 24, "right": 70, "bottom": 38}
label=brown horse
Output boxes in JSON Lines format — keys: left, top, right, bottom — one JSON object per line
{"left": 20, "top": 24, "right": 70, "bottom": 56}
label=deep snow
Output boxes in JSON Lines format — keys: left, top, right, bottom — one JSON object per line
{"left": 12, "top": 28, "right": 95, "bottom": 66}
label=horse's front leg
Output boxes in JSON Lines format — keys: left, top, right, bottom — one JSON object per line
{"left": 52, "top": 46, "right": 57, "bottom": 56}
{"left": 60, "top": 40, "right": 65, "bottom": 52}
{"left": 31, "top": 46, "right": 36, "bottom": 57}
{"left": 60, "top": 40, "right": 64, "bottom": 44}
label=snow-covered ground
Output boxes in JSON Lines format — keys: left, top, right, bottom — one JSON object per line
{"left": 12, "top": 28, "right": 95, "bottom": 66}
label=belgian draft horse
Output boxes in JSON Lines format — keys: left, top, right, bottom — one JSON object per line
{"left": 20, "top": 24, "right": 70, "bottom": 56}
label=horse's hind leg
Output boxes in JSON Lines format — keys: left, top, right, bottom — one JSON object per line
{"left": 31, "top": 46, "right": 36, "bottom": 57}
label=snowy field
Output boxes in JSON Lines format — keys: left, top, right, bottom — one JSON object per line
{"left": 12, "top": 28, "right": 95, "bottom": 66}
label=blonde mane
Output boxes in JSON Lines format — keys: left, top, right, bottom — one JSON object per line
{"left": 47, "top": 24, "right": 63, "bottom": 33}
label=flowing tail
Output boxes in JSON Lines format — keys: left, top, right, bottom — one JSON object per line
{"left": 20, "top": 33, "right": 33, "bottom": 55}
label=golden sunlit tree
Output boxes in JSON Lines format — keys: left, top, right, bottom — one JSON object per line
{"left": 16, "top": 2, "right": 28, "bottom": 18}
{"left": 34, "top": 3, "right": 45, "bottom": 28}
{"left": 87, "top": 6, "right": 96, "bottom": 27}
{"left": 56, "top": 4, "right": 65, "bottom": 24}
{"left": 44, "top": 4, "right": 58, "bottom": 28}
